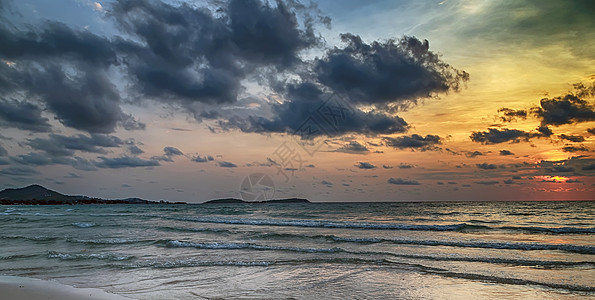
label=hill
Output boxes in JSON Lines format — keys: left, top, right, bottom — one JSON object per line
{"left": 0, "top": 185, "right": 184, "bottom": 205}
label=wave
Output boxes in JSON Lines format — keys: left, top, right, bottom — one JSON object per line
{"left": 428, "top": 269, "right": 595, "bottom": 293}
{"left": 165, "top": 240, "right": 343, "bottom": 253}
{"left": 0, "top": 235, "right": 59, "bottom": 242}
{"left": 163, "top": 238, "right": 595, "bottom": 262}
{"left": 156, "top": 226, "right": 233, "bottom": 234}
{"left": 499, "top": 226, "right": 595, "bottom": 234}
{"left": 165, "top": 216, "right": 594, "bottom": 234}
{"left": 71, "top": 222, "right": 97, "bottom": 228}
{"left": 68, "top": 238, "right": 155, "bottom": 245}
{"left": 47, "top": 251, "right": 134, "bottom": 261}
{"left": 166, "top": 216, "right": 489, "bottom": 231}
{"left": 328, "top": 236, "right": 595, "bottom": 255}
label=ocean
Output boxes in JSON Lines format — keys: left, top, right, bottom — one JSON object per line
{"left": 0, "top": 201, "right": 593, "bottom": 299}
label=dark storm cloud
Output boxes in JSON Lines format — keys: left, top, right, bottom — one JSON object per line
{"left": 476, "top": 163, "right": 497, "bottom": 170}
{"left": 221, "top": 83, "right": 409, "bottom": 137}
{"left": 0, "top": 145, "right": 6, "bottom": 156}
{"left": 470, "top": 128, "right": 536, "bottom": 144}
{"left": 0, "top": 0, "right": 470, "bottom": 139}
{"left": 27, "top": 134, "right": 123, "bottom": 156}
{"left": 588, "top": 128, "right": 595, "bottom": 135}
{"left": 314, "top": 34, "right": 468, "bottom": 105}
{"left": 387, "top": 178, "right": 420, "bottom": 185}
{"left": 0, "top": 99, "right": 51, "bottom": 132}
{"left": 583, "top": 164, "right": 595, "bottom": 171}
{"left": 558, "top": 134, "right": 585, "bottom": 142}
{"left": 110, "top": 0, "right": 323, "bottom": 104}
{"left": 499, "top": 150, "right": 514, "bottom": 156}
{"left": 0, "top": 19, "right": 139, "bottom": 133}
{"left": 218, "top": 161, "right": 237, "bottom": 168}
{"left": 334, "top": 141, "right": 369, "bottom": 154}
{"left": 497, "top": 108, "right": 527, "bottom": 122}
{"left": 355, "top": 162, "right": 376, "bottom": 169}
{"left": 95, "top": 156, "right": 160, "bottom": 168}
{"left": 383, "top": 134, "right": 441, "bottom": 151}
{"left": 0, "top": 166, "right": 39, "bottom": 176}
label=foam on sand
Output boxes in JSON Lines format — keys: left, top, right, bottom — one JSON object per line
{"left": 0, "top": 276, "right": 134, "bottom": 300}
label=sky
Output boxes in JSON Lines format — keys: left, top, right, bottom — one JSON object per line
{"left": 0, "top": 0, "right": 594, "bottom": 202}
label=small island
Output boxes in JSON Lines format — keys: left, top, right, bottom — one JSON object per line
{"left": 0, "top": 185, "right": 310, "bottom": 205}
{"left": 203, "top": 198, "right": 311, "bottom": 204}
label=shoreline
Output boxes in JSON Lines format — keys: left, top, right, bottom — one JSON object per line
{"left": 0, "top": 276, "right": 134, "bottom": 300}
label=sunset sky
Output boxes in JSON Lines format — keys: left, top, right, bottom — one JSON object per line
{"left": 0, "top": 0, "right": 593, "bottom": 202}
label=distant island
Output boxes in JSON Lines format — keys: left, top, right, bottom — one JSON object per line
{"left": 203, "top": 198, "right": 311, "bottom": 204}
{"left": 0, "top": 185, "right": 310, "bottom": 205}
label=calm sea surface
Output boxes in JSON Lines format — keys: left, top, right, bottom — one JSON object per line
{"left": 0, "top": 201, "right": 593, "bottom": 299}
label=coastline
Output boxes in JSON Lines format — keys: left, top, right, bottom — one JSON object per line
{"left": 0, "top": 276, "right": 134, "bottom": 300}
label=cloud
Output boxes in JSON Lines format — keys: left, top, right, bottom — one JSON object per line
{"left": 355, "top": 162, "right": 376, "bottom": 169}
{"left": 536, "top": 126, "right": 553, "bottom": 137}
{"left": 334, "top": 141, "right": 369, "bottom": 154}
{"left": 383, "top": 134, "right": 441, "bottom": 151}
{"left": 128, "top": 145, "right": 144, "bottom": 155}
{"left": 152, "top": 146, "right": 184, "bottom": 162}
{"left": 382, "top": 164, "right": 393, "bottom": 169}
{"left": 387, "top": 177, "right": 420, "bottom": 185}
{"left": 398, "top": 163, "right": 414, "bottom": 169}
{"left": 163, "top": 146, "right": 183, "bottom": 156}
{"left": 95, "top": 156, "right": 160, "bottom": 168}
{"left": 0, "top": 145, "right": 6, "bottom": 156}
{"left": 0, "top": 166, "right": 39, "bottom": 176}
{"left": 499, "top": 150, "right": 514, "bottom": 156}
{"left": 64, "top": 173, "right": 82, "bottom": 178}
{"left": 470, "top": 128, "right": 535, "bottom": 144}
{"left": 547, "top": 166, "right": 574, "bottom": 173}
{"left": 476, "top": 163, "right": 497, "bottom": 170}
{"left": 498, "top": 108, "right": 527, "bottom": 122}
{"left": 220, "top": 85, "right": 409, "bottom": 137}
{"left": 465, "top": 151, "right": 484, "bottom": 158}
{"left": 559, "top": 134, "right": 585, "bottom": 142}
{"left": 110, "top": 0, "right": 323, "bottom": 105}
{"left": 583, "top": 164, "right": 595, "bottom": 171}
{"left": 533, "top": 93, "right": 595, "bottom": 126}
{"left": 192, "top": 155, "right": 214, "bottom": 163}
{"left": 10, "top": 152, "right": 54, "bottom": 166}
{"left": 474, "top": 180, "right": 499, "bottom": 185}
{"left": 27, "top": 133, "right": 123, "bottom": 156}
{"left": 314, "top": 34, "right": 468, "bottom": 105}
{"left": 218, "top": 161, "right": 238, "bottom": 168}
{"left": 320, "top": 180, "right": 333, "bottom": 186}
{"left": 588, "top": 128, "right": 595, "bottom": 135}
{"left": 0, "top": 99, "right": 51, "bottom": 132}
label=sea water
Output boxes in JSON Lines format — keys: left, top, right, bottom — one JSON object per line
{"left": 0, "top": 201, "right": 593, "bottom": 299}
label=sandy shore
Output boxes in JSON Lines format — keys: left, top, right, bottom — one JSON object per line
{"left": 0, "top": 276, "right": 134, "bottom": 300}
